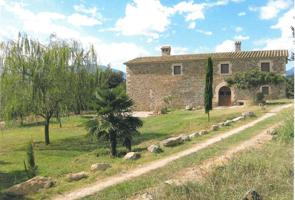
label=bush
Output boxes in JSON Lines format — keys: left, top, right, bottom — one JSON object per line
{"left": 273, "top": 111, "right": 294, "bottom": 142}
{"left": 160, "top": 107, "right": 168, "bottom": 114}
{"left": 24, "top": 141, "right": 38, "bottom": 178}
{"left": 254, "top": 92, "right": 265, "bottom": 104}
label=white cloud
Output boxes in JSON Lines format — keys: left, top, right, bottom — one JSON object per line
{"left": 215, "top": 40, "right": 235, "bottom": 52}
{"left": 113, "top": 0, "right": 228, "bottom": 39}
{"left": 0, "top": 1, "right": 148, "bottom": 71}
{"left": 238, "top": 11, "right": 246, "bottom": 16}
{"left": 171, "top": 46, "right": 189, "bottom": 55}
{"left": 235, "top": 26, "right": 243, "bottom": 32}
{"left": 188, "top": 22, "right": 196, "bottom": 29}
{"left": 173, "top": 1, "right": 205, "bottom": 22}
{"left": 196, "top": 29, "right": 212, "bottom": 36}
{"left": 113, "top": 0, "right": 173, "bottom": 39}
{"left": 73, "top": 4, "right": 99, "bottom": 17}
{"left": 259, "top": 0, "right": 291, "bottom": 20}
{"left": 234, "top": 35, "right": 250, "bottom": 40}
{"left": 68, "top": 13, "right": 102, "bottom": 26}
{"left": 256, "top": 8, "right": 294, "bottom": 50}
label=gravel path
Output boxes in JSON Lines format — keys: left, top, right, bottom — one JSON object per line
{"left": 53, "top": 104, "right": 292, "bottom": 200}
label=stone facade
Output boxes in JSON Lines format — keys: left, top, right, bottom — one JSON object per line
{"left": 126, "top": 49, "right": 287, "bottom": 111}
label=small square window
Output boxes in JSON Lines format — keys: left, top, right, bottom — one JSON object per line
{"left": 220, "top": 64, "right": 229, "bottom": 74}
{"left": 173, "top": 65, "right": 181, "bottom": 75}
{"left": 261, "top": 86, "right": 269, "bottom": 95}
{"left": 261, "top": 62, "right": 270, "bottom": 72}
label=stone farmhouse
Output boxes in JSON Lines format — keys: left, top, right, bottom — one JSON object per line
{"left": 125, "top": 42, "right": 288, "bottom": 111}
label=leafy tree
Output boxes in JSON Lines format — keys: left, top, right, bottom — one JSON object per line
{"left": 204, "top": 57, "right": 213, "bottom": 121}
{"left": 0, "top": 34, "right": 34, "bottom": 124}
{"left": 87, "top": 85, "right": 142, "bottom": 156}
{"left": 226, "top": 68, "right": 285, "bottom": 102}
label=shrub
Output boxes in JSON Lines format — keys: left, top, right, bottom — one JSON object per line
{"left": 254, "top": 92, "right": 265, "bottom": 104}
{"left": 24, "top": 141, "right": 38, "bottom": 178}
{"left": 273, "top": 111, "right": 294, "bottom": 142}
{"left": 160, "top": 107, "right": 168, "bottom": 114}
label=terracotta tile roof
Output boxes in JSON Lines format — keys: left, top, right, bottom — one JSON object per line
{"left": 125, "top": 50, "right": 288, "bottom": 65}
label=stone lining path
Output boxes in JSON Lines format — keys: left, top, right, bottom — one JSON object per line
{"left": 53, "top": 104, "right": 292, "bottom": 200}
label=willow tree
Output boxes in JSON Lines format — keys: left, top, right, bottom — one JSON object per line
{"left": 204, "top": 57, "right": 213, "bottom": 121}
{"left": 32, "top": 41, "right": 71, "bottom": 145}
{"left": 0, "top": 33, "right": 34, "bottom": 124}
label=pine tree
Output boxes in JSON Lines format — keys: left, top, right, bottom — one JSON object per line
{"left": 204, "top": 57, "right": 213, "bottom": 121}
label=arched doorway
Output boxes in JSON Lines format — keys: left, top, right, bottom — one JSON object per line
{"left": 218, "top": 86, "right": 231, "bottom": 106}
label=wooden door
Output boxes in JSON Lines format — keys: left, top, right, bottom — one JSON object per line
{"left": 218, "top": 86, "right": 231, "bottom": 106}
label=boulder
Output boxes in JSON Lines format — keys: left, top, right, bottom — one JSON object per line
{"left": 211, "top": 125, "right": 219, "bottom": 131}
{"left": 164, "top": 179, "right": 182, "bottom": 186}
{"left": 242, "top": 189, "right": 262, "bottom": 200}
{"left": 0, "top": 121, "right": 5, "bottom": 129}
{"left": 180, "top": 134, "right": 191, "bottom": 141}
{"left": 231, "top": 116, "right": 244, "bottom": 122}
{"left": 189, "top": 132, "right": 199, "bottom": 139}
{"left": 147, "top": 144, "right": 161, "bottom": 153}
{"left": 161, "top": 136, "right": 183, "bottom": 147}
{"left": 124, "top": 152, "right": 140, "bottom": 160}
{"left": 66, "top": 171, "right": 88, "bottom": 182}
{"left": 199, "top": 130, "right": 208, "bottom": 135}
{"left": 185, "top": 105, "right": 193, "bottom": 110}
{"left": 134, "top": 192, "right": 153, "bottom": 200}
{"left": 90, "top": 163, "right": 111, "bottom": 172}
{"left": 5, "top": 176, "right": 54, "bottom": 196}
{"left": 218, "top": 122, "right": 224, "bottom": 127}
{"left": 242, "top": 111, "right": 255, "bottom": 118}
{"left": 223, "top": 120, "right": 232, "bottom": 126}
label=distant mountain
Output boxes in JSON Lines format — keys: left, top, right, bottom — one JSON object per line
{"left": 286, "top": 68, "right": 294, "bottom": 77}
{"left": 98, "top": 65, "right": 126, "bottom": 79}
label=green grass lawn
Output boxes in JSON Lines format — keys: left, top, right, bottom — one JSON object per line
{"left": 0, "top": 100, "right": 292, "bottom": 199}
{"left": 83, "top": 108, "right": 293, "bottom": 200}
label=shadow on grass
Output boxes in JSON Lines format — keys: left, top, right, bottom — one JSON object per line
{"left": 0, "top": 161, "right": 11, "bottom": 165}
{"left": 0, "top": 170, "right": 28, "bottom": 191}
{"left": 266, "top": 101, "right": 289, "bottom": 105}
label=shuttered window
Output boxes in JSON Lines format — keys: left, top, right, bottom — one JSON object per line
{"left": 261, "top": 86, "right": 270, "bottom": 95}
{"left": 173, "top": 65, "right": 181, "bottom": 75}
{"left": 261, "top": 62, "right": 270, "bottom": 72}
{"left": 220, "top": 64, "right": 229, "bottom": 74}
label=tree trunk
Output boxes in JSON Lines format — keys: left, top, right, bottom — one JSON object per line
{"left": 109, "top": 131, "right": 117, "bottom": 156}
{"left": 207, "top": 112, "right": 210, "bottom": 122}
{"left": 124, "top": 137, "right": 131, "bottom": 152}
{"left": 44, "top": 118, "right": 50, "bottom": 145}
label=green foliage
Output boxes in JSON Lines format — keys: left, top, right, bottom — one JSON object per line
{"left": 87, "top": 85, "right": 143, "bottom": 156}
{"left": 204, "top": 57, "right": 213, "bottom": 121}
{"left": 24, "top": 141, "right": 38, "bottom": 178}
{"left": 273, "top": 111, "right": 294, "bottom": 142}
{"left": 0, "top": 33, "right": 125, "bottom": 144}
{"left": 254, "top": 92, "right": 265, "bottom": 104}
{"left": 226, "top": 68, "right": 285, "bottom": 90}
{"left": 285, "top": 76, "right": 294, "bottom": 99}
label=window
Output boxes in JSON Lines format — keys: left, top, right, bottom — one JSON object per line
{"left": 261, "top": 86, "right": 270, "bottom": 95}
{"left": 220, "top": 64, "right": 229, "bottom": 74}
{"left": 261, "top": 62, "right": 270, "bottom": 72}
{"left": 173, "top": 65, "right": 182, "bottom": 75}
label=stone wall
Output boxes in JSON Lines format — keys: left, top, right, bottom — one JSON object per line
{"left": 126, "top": 57, "right": 286, "bottom": 111}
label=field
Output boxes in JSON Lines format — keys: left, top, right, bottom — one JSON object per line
{"left": 0, "top": 100, "right": 292, "bottom": 199}
{"left": 84, "top": 107, "right": 293, "bottom": 200}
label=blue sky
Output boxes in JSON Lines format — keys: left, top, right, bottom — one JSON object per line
{"left": 0, "top": 0, "right": 293, "bottom": 71}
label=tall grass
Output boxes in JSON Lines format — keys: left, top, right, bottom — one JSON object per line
{"left": 151, "top": 110, "right": 294, "bottom": 200}
{"left": 274, "top": 111, "right": 294, "bottom": 142}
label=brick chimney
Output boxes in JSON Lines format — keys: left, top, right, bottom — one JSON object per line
{"left": 161, "top": 46, "right": 171, "bottom": 56}
{"left": 235, "top": 41, "right": 241, "bottom": 52}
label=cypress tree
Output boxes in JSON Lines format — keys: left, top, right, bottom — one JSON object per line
{"left": 204, "top": 57, "right": 213, "bottom": 121}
